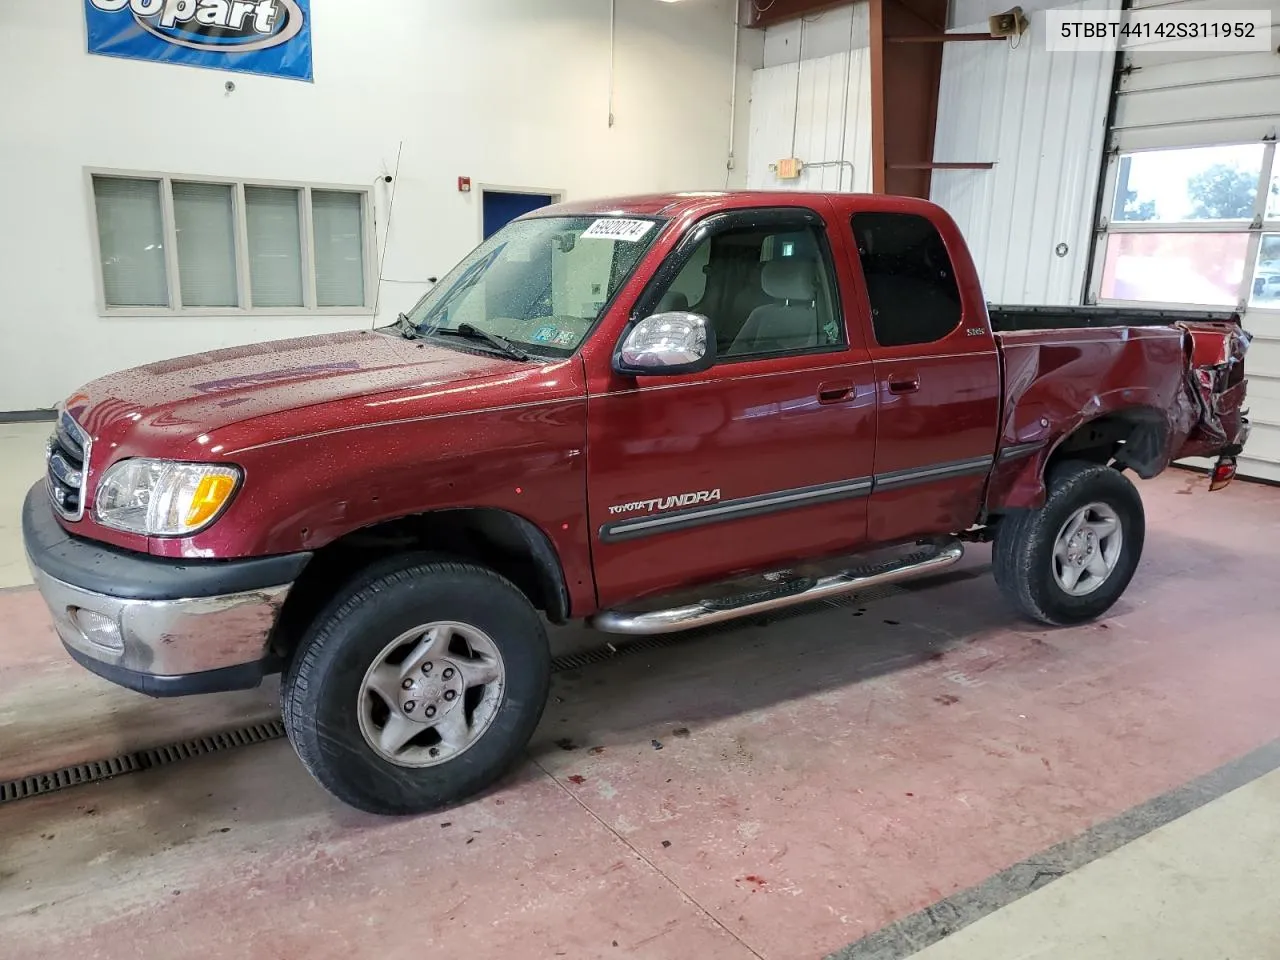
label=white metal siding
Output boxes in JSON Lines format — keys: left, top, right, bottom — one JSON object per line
{"left": 762, "top": 3, "right": 870, "bottom": 68}
{"left": 1103, "top": 0, "right": 1280, "bottom": 481}
{"left": 747, "top": 48, "right": 873, "bottom": 192}
{"left": 1112, "top": 0, "right": 1280, "bottom": 150}
{"left": 929, "top": 0, "right": 1118, "bottom": 305}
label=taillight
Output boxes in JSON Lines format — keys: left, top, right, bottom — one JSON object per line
{"left": 1209, "top": 456, "right": 1237, "bottom": 492}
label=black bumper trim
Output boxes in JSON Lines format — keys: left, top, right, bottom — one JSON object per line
{"left": 62, "top": 642, "right": 274, "bottom": 698}
{"left": 22, "top": 482, "right": 311, "bottom": 601}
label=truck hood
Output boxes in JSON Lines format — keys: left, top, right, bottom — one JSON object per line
{"left": 66, "top": 329, "right": 526, "bottom": 444}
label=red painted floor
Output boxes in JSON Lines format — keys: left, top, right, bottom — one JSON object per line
{"left": 1, "top": 472, "right": 1279, "bottom": 959}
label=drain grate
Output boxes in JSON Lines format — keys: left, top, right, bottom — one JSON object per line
{"left": 0, "top": 719, "right": 285, "bottom": 805}
{"left": 823, "top": 583, "right": 907, "bottom": 607}
{"left": 551, "top": 634, "right": 681, "bottom": 672}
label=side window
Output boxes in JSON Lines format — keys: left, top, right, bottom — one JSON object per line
{"left": 851, "top": 212, "right": 962, "bottom": 347}
{"left": 652, "top": 222, "right": 844, "bottom": 359}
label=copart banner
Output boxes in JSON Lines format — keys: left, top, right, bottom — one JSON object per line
{"left": 85, "top": 0, "right": 313, "bottom": 82}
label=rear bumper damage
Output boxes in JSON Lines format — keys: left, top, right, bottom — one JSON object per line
{"left": 1175, "top": 322, "right": 1252, "bottom": 463}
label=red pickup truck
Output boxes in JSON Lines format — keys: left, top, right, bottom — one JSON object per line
{"left": 24, "top": 191, "right": 1251, "bottom": 814}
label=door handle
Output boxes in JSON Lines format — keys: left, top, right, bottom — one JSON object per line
{"left": 818, "top": 381, "right": 855, "bottom": 404}
{"left": 887, "top": 374, "right": 920, "bottom": 395}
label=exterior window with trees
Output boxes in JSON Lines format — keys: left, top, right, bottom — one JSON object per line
{"left": 1097, "top": 143, "right": 1280, "bottom": 309}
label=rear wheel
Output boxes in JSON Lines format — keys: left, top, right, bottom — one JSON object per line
{"left": 282, "top": 557, "right": 550, "bottom": 815}
{"left": 993, "top": 461, "right": 1145, "bottom": 626}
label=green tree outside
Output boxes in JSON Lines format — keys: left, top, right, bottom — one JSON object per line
{"left": 1187, "top": 163, "right": 1257, "bottom": 219}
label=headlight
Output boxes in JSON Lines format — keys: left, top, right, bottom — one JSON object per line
{"left": 94, "top": 460, "right": 241, "bottom": 536}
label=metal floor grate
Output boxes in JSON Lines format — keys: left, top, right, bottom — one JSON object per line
{"left": 0, "top": 720, "right": 285, "bottom": 805}
{"left": 1, "top": 583, "right": 906, "bottom": 804}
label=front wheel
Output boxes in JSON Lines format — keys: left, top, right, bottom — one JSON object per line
{"left": 993, "top": 461, "right": 1145, "bottom": 626}
{"left": 282, "top": 558, "right": 550, "bottom": 815}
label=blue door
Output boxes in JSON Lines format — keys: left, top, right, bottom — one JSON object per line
{"left": 482, "top": 190, "right": 556, "bottom": 239}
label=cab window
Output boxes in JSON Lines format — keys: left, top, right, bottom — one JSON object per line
{"left": 851, "top": 212, "right": 963, "bottom": 347}
{"left": 655, "top": 222, "right": 845, "bottom": 359}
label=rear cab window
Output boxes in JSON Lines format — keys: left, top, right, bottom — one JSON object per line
{"left": 850, "top": 212, "right": 963, "bottom": 347}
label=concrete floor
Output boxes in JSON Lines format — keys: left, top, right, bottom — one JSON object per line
{"left": 0, "top": 421, "right": 49, "bottom": 589}
{"left": 2, "top": 421, "right": 1280, "bottom": 959}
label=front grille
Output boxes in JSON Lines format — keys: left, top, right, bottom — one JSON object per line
{"left": 46, "top": 411, "right": 91, "bottom": 521}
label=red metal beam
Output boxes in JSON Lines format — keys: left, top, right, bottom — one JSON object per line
{"left": 888, "top": 33, "right": 1002, "bottom": 42}
{"left": 751, "top": 0, "right": 977, "bottom": 197}
{"left": 870, "top": 0, "right": 949, "bottom": 198}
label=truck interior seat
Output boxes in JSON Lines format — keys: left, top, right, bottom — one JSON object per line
{"left": 730, "top": 260, "right": 770, "bottom": 324}
{"left": 726, "top": 259, "right": 819, "bottom": 355}
{"left": 656, "top": 290, "right": 690, "bottom": 313}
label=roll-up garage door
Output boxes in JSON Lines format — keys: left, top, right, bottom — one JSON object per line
{"left": 1088, "top": 0, "right": 1280, "bottom": 482}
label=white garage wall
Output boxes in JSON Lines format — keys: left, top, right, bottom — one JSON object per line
{"left": 0, "top": 0, "right": 761, "bottom": 412}
{"left": 747, "top": 3, "right": 872, "bottom": 192}
{"left": 761, "top": 3, "right": 869, "bottom": 67}
{"left": 930, "top": 0, "right": 1118, "bottom": 305}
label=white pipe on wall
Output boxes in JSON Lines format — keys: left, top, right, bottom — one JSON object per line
{"left": 608, "top": 0, "right": 617, "bottom": 127}
{"left": 728, "top": 0, "right": 741, "bottom": 173}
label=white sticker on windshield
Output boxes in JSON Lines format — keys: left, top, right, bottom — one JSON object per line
{"left": 581, "top": 218, "right": 655, "bottom": 243}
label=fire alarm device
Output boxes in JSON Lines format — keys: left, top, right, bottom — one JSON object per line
{"left": 775, "top": 157, "right": 804, "bottom": 180}
{"left": 458, "top": 177, "right": 472, "bottom": 193}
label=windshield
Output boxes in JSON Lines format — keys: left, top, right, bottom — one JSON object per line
{"left": 402, "top": 215, "right": 663, "bottom": 356}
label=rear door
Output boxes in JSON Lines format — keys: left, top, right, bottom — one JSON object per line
{"left": 842, "top": 206, "right": 1002, "bottom": 544}
{"left": 585, "top": 204, "right": 878, "bottom": 607}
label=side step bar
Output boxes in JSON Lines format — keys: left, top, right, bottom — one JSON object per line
{"left": 591, "top": 540, "right": 965, "bottom": 636}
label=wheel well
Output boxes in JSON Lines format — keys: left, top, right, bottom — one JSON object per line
{"left": 269, "top": 509, "right": 571, "bottom": 663}
{"left": 1046, "top": 409, "right": 1169, "bottom": 480}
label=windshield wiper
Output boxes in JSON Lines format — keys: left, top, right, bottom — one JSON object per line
{"left": 430, "top": 323, "right": 530, "bottom": 361}
{"left": 396, "top": 312, "right": 420, "bottom": 339}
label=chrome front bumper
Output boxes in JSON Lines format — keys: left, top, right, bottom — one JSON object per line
{"left": 29, "top": 563, "right": 292, "bottom": 681}
{"left": 22, "top": 481, "right": 310, "bottom": 697}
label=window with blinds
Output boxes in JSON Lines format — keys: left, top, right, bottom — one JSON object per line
{"left": 92, "top": 176, "right": 169, "bottom": 307}
{"left": 173, "top": 181, "right": 238, "bottom": 308}
{"left": 313, "top": 190, "right": 366, "bottom": 308}
{"left": 245, "top": 186, "right": 305, "bottom": 308}
{"left": 91, "top": 173, "right": 372, "bottom": 313}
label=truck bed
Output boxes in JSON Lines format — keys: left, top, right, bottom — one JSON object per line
{"left": 988, "top": 304, "right": 1240, "bottom": 333}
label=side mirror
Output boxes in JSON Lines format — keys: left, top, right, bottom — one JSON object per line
{"left": 613, "top": 312, "right": 716, "bottom": 377}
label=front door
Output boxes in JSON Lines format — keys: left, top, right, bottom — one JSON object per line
{"left": 585, "top": 205, "right": 879, "bottom": 608}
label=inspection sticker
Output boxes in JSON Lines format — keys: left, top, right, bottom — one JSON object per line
{"left": 581, "top": 218, "right": 655, "bottom": 242}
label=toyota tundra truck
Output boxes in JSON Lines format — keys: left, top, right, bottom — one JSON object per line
{"left": 23, "top": 191, "right": 1252, "bottom": 815}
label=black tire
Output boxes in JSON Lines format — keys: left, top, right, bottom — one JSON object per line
{"left": 993, "top": 461, "right": 1145, "bottom": 626}
{"left": 282, "top": 556, "right": 550, "bottom": 816}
